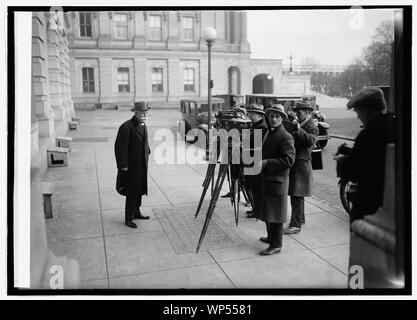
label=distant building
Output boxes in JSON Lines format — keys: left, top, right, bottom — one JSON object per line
{"left": 282, "top": 64, "right": 346, "bottom": 76}
{"left": 67, "top": 10, "right": 311, "bottom": 109}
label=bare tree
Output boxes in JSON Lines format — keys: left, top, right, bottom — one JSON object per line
{"left": 360, "top": 20, "right": 394, "bottom": 86}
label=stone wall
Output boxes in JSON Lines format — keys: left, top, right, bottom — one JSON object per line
{"left": 31, "top": 11, "right": 78, "bottom": 288}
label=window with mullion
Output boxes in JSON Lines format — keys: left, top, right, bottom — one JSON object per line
{"left": 115, "top": 13, "right": 128, "bottom": 39}
{"left": 117, "top": 67, "right": 130, "bottom": 92}
{"left": 182, "top": 17, "right": 194, "bottom": 41}
{"left": 79, "top": 12, "right": 92, "bottom": 37}
{"left": 183, "top": 68, "right": 195, "bottom": 92}
{"left": 149, "top": 15, "right": 162, "bottom": 41}
{"left": 82, "top": 67, "right": 95, "bottom": 93}
{"left": 151, "top": 68, "right": 163, "bottom": 92}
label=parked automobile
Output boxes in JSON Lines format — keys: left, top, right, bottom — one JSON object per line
{"left": 301, "top": 95, "right": 330, "bottom": 148}
{"left": 179, "top": 97, "right": 225, "bottom": 142}
{"left": 245, "top": 93, "right": 301, "bottom": 113}
{"left": 213, "top": 94, "right": 245, "bottom": 110}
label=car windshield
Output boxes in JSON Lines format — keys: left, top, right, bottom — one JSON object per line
{"left": 199, "top": 103, "right": 222, "bottom": 113}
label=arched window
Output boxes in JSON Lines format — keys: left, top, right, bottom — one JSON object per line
{"left": 151, "top": 68, "right": 163, "bottom": 92}
{"left": 117, "top": 67, "right": 130, "bottom": 92}
{"left": 183, "top": 68, "right": 195, "bottom": 92}
{"left": 82, "top": 67, "right": 95, "bottom": 93}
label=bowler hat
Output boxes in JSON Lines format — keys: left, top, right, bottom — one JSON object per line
{"left": 293, "top": 101, "right": 314, "bottom": 111}
{"left": 246, "top": 103, "right": 265, "bottom": 115}
{"left": 131, "top": 101, "right": 149, "bottom": 112}
{"left": 265, "top": 104, "right": 287, "bottom": 120}
{"left": 347, "top": 87, "right": 387, "bottom": 111}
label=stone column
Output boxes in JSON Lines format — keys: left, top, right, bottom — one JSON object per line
{"left": 98, "top": 57, "right": 114, "bottom": 107}
{"left": 214, "top": 11, "right": 226, "bottom": 50}
{"left": 98, "top": 11, "right": 111, "bottom": 48}
{"left": 133, "top": 11, "right": 146, "bottom": 48}
{"left": 239, "top": 11, "right": 250, "bottom": 52}
{"left": 167, "top": 59, "right": 180, "bottom": 102}
{"left": 33, "top": 13, "right": 55, "bottom": 138}
{"left": 225, "top": 11, "right": 230, "bottom": 43}
{"left": 48, "top": 23, "right": 65, "bottom": 121}
{"left": 167, "top": 11, "right": 179, "bottom": 50}
{"left": 199, "top": 11, "right": 215, "bottom": 50}
{"left": 232, "top": 11, "right": 239, "bottom": 44}
{"left": 134, "top": 57, "right": 147, "bottom": 100}
{"left": 62, "top": 36, "right": 75, "bottom": 118}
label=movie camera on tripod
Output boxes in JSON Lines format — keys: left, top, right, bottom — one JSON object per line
{"left": 195, "top": 108, "right": 253, "bottom": 253}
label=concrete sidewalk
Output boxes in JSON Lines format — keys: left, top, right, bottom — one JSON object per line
{"left": 43, "top": 109, "right": 350, "bottom": 289}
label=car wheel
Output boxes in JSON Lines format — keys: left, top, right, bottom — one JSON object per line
{"left": 339, "top": 179, "right": 353, "bottom": 215}
{"left": 184, "top": 122, "right": 195, "bottom": 143}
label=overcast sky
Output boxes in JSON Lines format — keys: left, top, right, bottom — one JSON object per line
{"left": 247, "top": 8, "right": 396, "bottom": 66}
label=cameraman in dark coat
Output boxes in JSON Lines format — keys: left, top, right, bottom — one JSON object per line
{"left": 253, "top": 104, "right": 295, "bottom": 255}
{"left": 115, "top": 101, "right": 151, "bottom": 229}
{"left": 284, "top": 102, "right": 319, "bottom": 235}
{"left": 245, "top": 103, "right": 269, "bottom": 218}
{"left": 334, "top": 87, "right": 394, "bottom": 223}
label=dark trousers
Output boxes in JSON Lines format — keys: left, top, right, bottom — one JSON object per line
{"left": 125, "top": 194, "right": 142, "bottom": 222}
{"left": 289, "top": 196, "right": 305, "bottom": 228}
{"left": 266, "top": 222, "right": 283, "bottom": 248}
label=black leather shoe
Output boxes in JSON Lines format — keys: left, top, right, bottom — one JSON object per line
{"left": 246, "top": 210, "right": 256, "bottom": 218}
{"left": 259, "top": 246, "right": 281, "bottom": 256}
{"left": 134, "top": 213, "right": 150, "bottom": 220}
{"left": 125, "top": 221, "right": 137, "bottom": 228}
{"left": 259, "top": 237, "right": 270, "bottom": 244}
{"left": 221, "top": 192, "right": 232, "bottom": 198}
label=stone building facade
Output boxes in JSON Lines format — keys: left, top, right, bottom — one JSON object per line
{"left": 67, "top": 10, "right": 310, "bottom": 109}
{"left": 32, "top": 11, "right": 74, "bottom": 172}
{"left": 30, "top": 11, "right": 79, "bottom": 288}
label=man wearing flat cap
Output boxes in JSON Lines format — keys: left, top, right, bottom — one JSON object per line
{"left": 245, "top": 103, "right": 269, "bottom": 218}
{"left": 253, "top": 104, "right": 295, "bottom": 255}
{"left": 115, "top": 101, "right": 151, "bottom": 228}
{"left": 334, "top": 87, "right": 394, "bottom": 222}
{"left": 284, "top": 101, "right": 319, "bottom": 235}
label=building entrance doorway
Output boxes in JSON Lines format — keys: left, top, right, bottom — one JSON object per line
{"left": 252, "top": 73, "right": 274, "bottom": 94}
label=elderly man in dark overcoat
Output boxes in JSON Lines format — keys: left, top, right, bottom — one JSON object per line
{"left": 284, "top": 102, "right": 319, "bottom": 235}
{"left": 253, "top": 104, "right": 295, "bottom": 255}
{"left": 334, "top": 87, "right": 394, "bottom": 223}
{"left": 245, "top": 103, "right": 269, "bottom": 218}
{"left": 115, "top": 101, "right": 151, "bottom": 229}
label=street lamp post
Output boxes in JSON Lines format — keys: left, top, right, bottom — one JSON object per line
{"left": 203, "top": 27, "right": 217, "bottom": 160}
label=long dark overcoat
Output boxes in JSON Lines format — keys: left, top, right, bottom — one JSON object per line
{"left": 288, "top": 116, "right": 319, "bottom": 197}
{"left": 253, "top": 124, "right": 295, "bottom": 223}
{"left": 244, "top": 117, "right": 269, "bottom": 204}
{"left": 114, "top": 115, "right": 151, "bottom": 196}
{"left": 338, "top": 113, "right": 394, "bottom": 221}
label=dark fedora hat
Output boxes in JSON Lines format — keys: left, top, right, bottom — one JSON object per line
{"left": 347, "top": 86, "right": 387, "bottom": 111}
{"left": 246, "top": 103, "right": 265, "bottom": 115}
{"left": 293, "top": 101, "right": 314, "bottom": 111}
{"left": 131, "top": 101, "right": 150, "bottom": 112}
{"left": 265, "top": 104, "right": 287, "bottom": 120}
